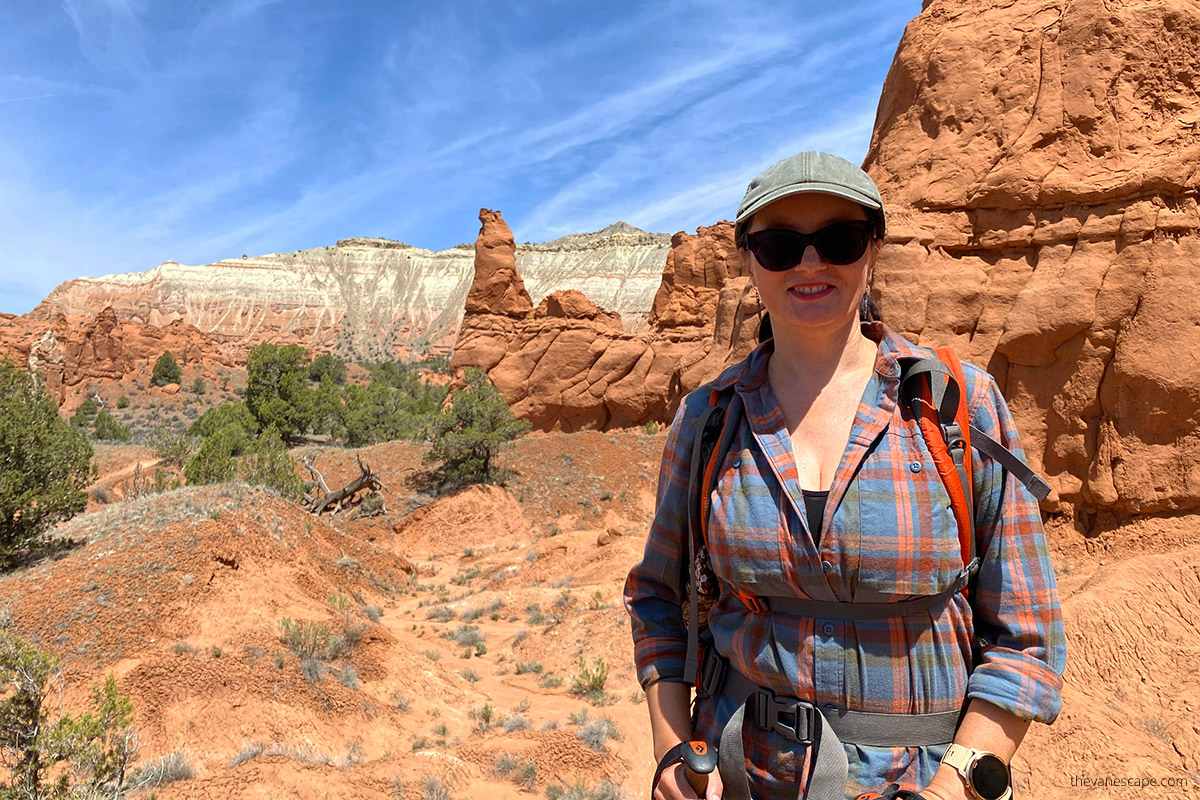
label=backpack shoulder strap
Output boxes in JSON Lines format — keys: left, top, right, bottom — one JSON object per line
{"left": 900, "top": 351, "right": 976, "bottom": 570}
{"left": 683, "top": 389, "right": 739, "bottom": 685}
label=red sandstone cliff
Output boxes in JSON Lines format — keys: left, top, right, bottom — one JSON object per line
{"left": 864, "top": 0, "right": 1200, "bottom": 528}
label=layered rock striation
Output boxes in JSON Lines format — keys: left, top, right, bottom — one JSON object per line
{"left": 32, "top": 225, "right": 671, "bottom": 362}
{"left": 865, "top": 0, "right": 1200, "bottom": 526}
{"left": 452, "top": 214, "right": 760, "bottom": 431}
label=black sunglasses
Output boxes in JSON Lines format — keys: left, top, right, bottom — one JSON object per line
{"left": 743, "top": 220, "right": 875, "bottom": 270}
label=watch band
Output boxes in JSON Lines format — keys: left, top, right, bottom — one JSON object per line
{"left": 941, "top": 744, "right": 1012, "bottom": 800}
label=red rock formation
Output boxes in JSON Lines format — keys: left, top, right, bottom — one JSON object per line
{"left": 864, "top": 0, "right": 1200, "bottom": 532}
{"left": 452, "top": 219, "right": 760, "bottom": 431}
{"left": 649, "top": 222, "right": 743, "bottom": 327}
{"left": 0, "top": 306, "right": 237, "bottom": 405}
{"left": 464, "top": 210, "right": 534, "bottom": 319}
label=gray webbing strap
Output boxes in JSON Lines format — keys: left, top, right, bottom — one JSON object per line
{"left": 718, "top": 699, "right": 751, "bottom": 800}
{"left": 684, "top": 404, "right": 723, "bottom": 686}
{"left": 720, "top": 667, "right": 962, "bottom": 747}
{"left": 969, "top": 425, "right": 1052, "bottom": 501}
{"left": 761, "top": 558, "right": 979, "bottom": 620}
{"left": 717, "top": 665, "right": 959, "bottom": 800}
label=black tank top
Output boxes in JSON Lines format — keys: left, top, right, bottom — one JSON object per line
{"left": 802, "top": 489, "right": 830, "bottom": 546}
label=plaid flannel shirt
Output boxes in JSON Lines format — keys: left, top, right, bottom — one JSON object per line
{"left": 623, "top": 323, "right": 1066, "bottom": 799}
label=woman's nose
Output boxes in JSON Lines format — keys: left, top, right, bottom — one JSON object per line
{"left": 796, "top": 244, "right": 823, "bottom": 268}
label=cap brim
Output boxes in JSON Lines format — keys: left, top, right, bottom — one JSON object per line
{"left": 736, "top": 182, "right": 883, "bottom": 223}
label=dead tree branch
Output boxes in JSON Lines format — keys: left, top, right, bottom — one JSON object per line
{"left": 303, "top": 453, "right": 387, "bottom": 516}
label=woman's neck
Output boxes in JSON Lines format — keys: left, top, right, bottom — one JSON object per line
{"left": 767, "top": 318, "right": 877, "bottom": 395}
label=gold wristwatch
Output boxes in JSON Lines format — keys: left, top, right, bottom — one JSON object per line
{"left": 940, "top": 744, "right": 1012, "bottom": 800}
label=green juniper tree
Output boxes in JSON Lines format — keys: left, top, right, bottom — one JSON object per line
{"left": 0, "top": 361, "right": 93, "bottom": 568}
{"left": 150, "top": 351, "right": 182, "bottom": 387}
{"left": 244, "top": 344, "right": 314, "bottom": 441}
{"left": 425, "top": 368, "right": 529, "bottom": 491}
{"left": 0, "top": 633, "right": 140, "bottom": 800}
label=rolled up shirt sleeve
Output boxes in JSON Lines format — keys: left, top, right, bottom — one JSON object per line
{"left": 623, "top": 397, "right": 701, "bottom": 688}
{"left": 965, "top": 367, "right": 1067, "bottom": 723}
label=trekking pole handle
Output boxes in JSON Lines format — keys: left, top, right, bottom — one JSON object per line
{"left": 651, "top": 741, "right": 718, "bottom": 797}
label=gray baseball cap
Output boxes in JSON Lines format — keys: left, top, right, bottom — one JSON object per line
{"left": 734, "top": 151, "right": 884, "bottom": 244}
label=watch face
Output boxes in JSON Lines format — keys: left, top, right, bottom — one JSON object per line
{"left": 970, "top": 754, "right": 1011, "bottom": 800}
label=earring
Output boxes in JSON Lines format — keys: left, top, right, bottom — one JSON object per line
{"left": 754, "top": 287, "right": 763, "bottom": 326}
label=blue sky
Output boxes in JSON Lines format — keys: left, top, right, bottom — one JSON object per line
{"left": 0, "top": 0, "right": 920, "bottom": 315}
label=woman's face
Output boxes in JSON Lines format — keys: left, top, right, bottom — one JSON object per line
{"left": 743, "top": 192, "right": 878, "bottom": 340}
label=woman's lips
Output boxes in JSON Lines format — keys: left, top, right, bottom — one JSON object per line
{"left": 788, "top": 284, "right": 834, "bottom": 300}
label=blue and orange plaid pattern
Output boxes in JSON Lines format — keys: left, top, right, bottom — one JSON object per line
{"left": 624, "top": 323, "right": 1066, "bottom": 799}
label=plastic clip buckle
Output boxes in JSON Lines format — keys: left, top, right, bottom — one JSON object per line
{"left": 754, "top": 689, "right": 815, "bottom": 743}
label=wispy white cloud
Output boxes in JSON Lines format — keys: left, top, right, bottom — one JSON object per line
{"left": 59, "top": 0, "right": 150, "bottom": 78}
{"left": 0, "top": 93, "right": 61, "bottom": 105}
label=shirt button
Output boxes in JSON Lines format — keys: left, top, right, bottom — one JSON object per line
{"left": 732, "top": 458, "right": 741, "bottom": 468}
{"left": 821, "top": 560, "right": 833, "bottom": 573}
{"left": 822, "top": 623, "right": 835, "bottom": 636}
{"left": 909, "top": 461, "right": 922, "bottom": 473}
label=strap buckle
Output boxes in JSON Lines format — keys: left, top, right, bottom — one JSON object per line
{"left": 698, "top": 645, "right": 728, "bottom": 698}
{"left": 753, "top": 689, "right": 816, "bottom": 743}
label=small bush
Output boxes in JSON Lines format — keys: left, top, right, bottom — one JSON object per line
{"left": 191, "top": 377, "right": 206, "bottom": 396}
{"left": 117, "top": 395, "right": 130, "bottom": 409}
{"left": 513, "top": 760, "right": 537, "bottom": 791}
{"left": 469, "top": 703, "right": 495, "bottom": 733}
{"left": 515, "top": 660, "right": 542, "bottom": 675}
{"left": 421, "top": 774, "right": 451, "bottom": 800}
{"left": 570, "top": 657, "right": 609, "bottom": 702}
{"left": 237, "top": 426, "right": 304, "bottom": 501}
{"left": 336, "top": 664, "right": 360, "bottom": 690}
{"left": 502, "top": 714, "right": 530, "bottom": 733}
{"left": 278, "top": 618, "right": 334, "bottom": 660}
{"left": 461, "top": 668, "right": 480, "bottom": 683}
{"left": 300, "top": 657, "right": 323, "bottom": 683}
{"left": 424, "top": 368, "right": 529, "bottom": 491}
{"left": 576, "top": 716, "right": 621, "bottom": 751}
{"left": 135, "top": 749, "right": 195, "bottom": 787}
{"left": 447, "top": 625, "right": 484, "bottom": 648}
{"left": 147, "top": 426, "right": 199, "bottom": 467}
{"left": 426, "top": 606, "right": 455, "bottom": 621}
{"left": 491, "top": 751, "right": 519, "bottom": 777}
{"left": 230, "top": 741, "right": 266, "bottom": 768}
{"left": 93, "top": 409, "right": 132, "bottom": 442}
{"left": 538, "top": 674, "right": 563, "bottom": 689}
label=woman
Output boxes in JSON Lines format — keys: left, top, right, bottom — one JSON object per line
{"left": 624, "top": 152, "right": 1066, "bottom": 800}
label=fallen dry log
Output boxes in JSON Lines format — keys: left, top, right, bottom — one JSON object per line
{"left": 302, "top": 453, "right": 387, "bottom": 516}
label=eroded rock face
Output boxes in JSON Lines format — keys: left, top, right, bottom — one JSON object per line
{"left": 864, "top": 0, "right": 1200, "bottom": 526}
{"left": 31, "top": 225, "right": 671, "bottom": 362}
{"left": 0, "top": 306, "right": 235, "bottom": 404}
{"left": 452, "top": 217, "right": 760, "bottom": 431}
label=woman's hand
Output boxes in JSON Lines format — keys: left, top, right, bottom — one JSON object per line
{"left": 653, "top": 763, "right": 724, "bottom": 800}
